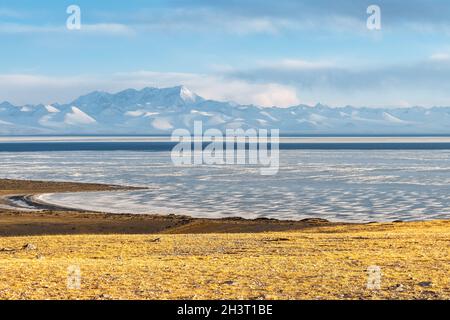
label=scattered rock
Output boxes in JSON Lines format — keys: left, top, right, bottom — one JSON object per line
{"left": 0, "top": 247, "right": 15, "bottom": 252}
{"left": 418, "top": 281, "right": 432, "bottom": 288}
{"left": 421, "top": 290, "right": 438, "bottom": 298}
{"left": 254, "top": 217, "right": 277, "bottom": 221}
{"left": 300, "top": 218, "right": 329, "bottom": 223}
{"left": 224, "top": 217, "right": 246, "bottom": 221}
{"left": 249, "top": 295, "right": 266, "bottom": 300}
{"left": 22, "top": 243, "right": 37, "bottom": 251}
{"left": 262, "top": 238, "right": 290, "bottom": 242}
{"left": 393, "top": 284, "right": 404, "bottom": 292}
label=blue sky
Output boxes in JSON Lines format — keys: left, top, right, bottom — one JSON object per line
{"left": 2, "top": 0, "right": 450, "bottom": 107}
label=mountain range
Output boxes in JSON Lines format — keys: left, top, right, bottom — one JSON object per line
{"left": 1, "top": 85, "right": 450, "bottom": 135}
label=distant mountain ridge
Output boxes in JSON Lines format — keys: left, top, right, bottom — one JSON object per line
{"left": 1, "top": 86, "right": 450, "bottom": 135}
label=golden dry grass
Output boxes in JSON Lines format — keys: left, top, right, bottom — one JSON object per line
{"left": 1, "top": 220, "right": 449, "bottom": 300}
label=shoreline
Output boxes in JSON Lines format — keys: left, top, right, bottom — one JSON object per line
{"left": 0, "top": 178, "right": 144, "bottom": 212}
{"left": 0, "top": 178, "right": 338, "bottom": 236}
{"left": 1, "top": 178, "right": 449, "bottom": 299}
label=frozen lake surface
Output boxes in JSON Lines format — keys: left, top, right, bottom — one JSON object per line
{"left": 1, "top": 144, "right": 449, "bottom": 222}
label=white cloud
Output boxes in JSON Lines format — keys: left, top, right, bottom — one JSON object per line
{"left": 4, "top": 1, "right": 450, "bottom": 38}
{"left": 247, "top": 83, "right": 299, "bottom": 107}
{"left": 258, "top": 59, "right": 336, "bottom": 70}
{"left": 0, "top": 23, "right": 61, "bottom": 33}
{"left": 430, "top": 53, "right": 450, "bottom": 61}
{"left": 0, "top": 8, "right": 24, "bottom": 18}
{"left": 4, "top": 55, "right": 450, "bottom": 108}
{"left": 0, "top": 71, "right": 299, "bottom": 107}
{"left": 0, "top": 23, "right": 134, "bottom": 36}
{"left": 225, "top": 56, "right": 450, "bottom": 107}
{"left": 80, "top": 23, "right": 135, "bottom": 36}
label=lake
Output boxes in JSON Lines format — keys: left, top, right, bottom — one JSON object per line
{"left": 1, "top": 137, "right": 449, "bottom": 222}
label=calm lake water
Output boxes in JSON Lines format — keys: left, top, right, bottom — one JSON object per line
{"left": 0, "top": 138, "right": 450, "bottom": 222}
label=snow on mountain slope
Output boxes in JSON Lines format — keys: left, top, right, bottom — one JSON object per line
{"left": 1, "top": 86, "right": 450, "bottom": 135}
{"left": 0, "top": 119, "right": 13, "bottom": 125}
{"left": 151, "top": 118, "right": 173, "bottom": 130}
{"left": 45, "top": 105, "right": 60, "bottom": 113}
{"left": 382, "top": 112, "right": 409, "bottom": 124}
{"left": 64, "top": 107, "right": 97, "bottom": 126}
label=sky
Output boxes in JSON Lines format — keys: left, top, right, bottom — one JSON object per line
{"left": 1, "top": 0, "right": 450, "bottom": 107}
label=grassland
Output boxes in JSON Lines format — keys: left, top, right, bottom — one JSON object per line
{"left": 0, "top": 179, "right": 449, "bottom": 300}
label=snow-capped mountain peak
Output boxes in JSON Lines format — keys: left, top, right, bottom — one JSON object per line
{"left": 179, "top": 85, "right": 197, "bottom": 103}
{"left": 1, "top": 85, "right": 450, "bottom": 135}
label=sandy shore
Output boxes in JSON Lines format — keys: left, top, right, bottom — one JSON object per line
{"left": 0, "top": 178, "right": 449, "bottom": 299}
